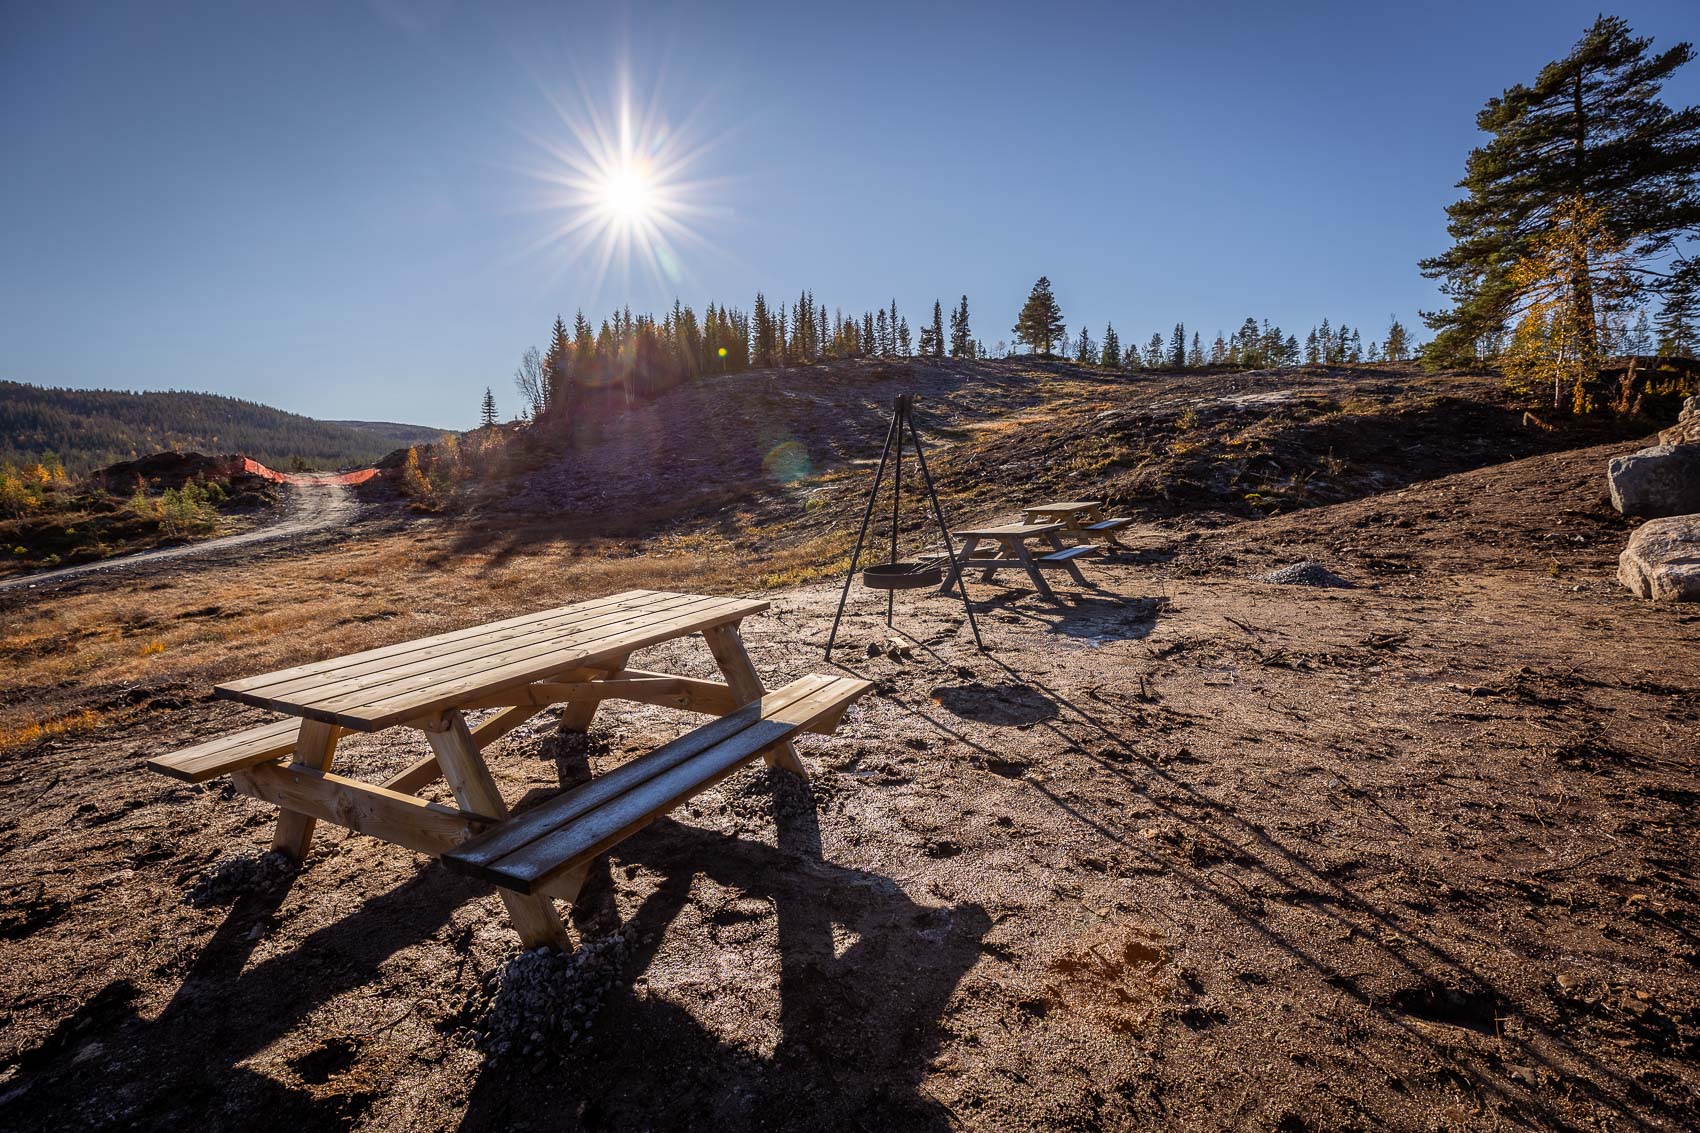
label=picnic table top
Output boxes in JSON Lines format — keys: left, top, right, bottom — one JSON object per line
{"left": 215, "top": 589, "right": 769, "bottom": 733}
{"left": 952, "top": 521, "right": 1064, "bottom": 538}
{"left": 1021, "top": 500, "right": 1101, "bottom": 514}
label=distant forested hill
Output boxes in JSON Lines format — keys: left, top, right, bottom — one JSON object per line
{"left": 328, "top": 420, "right": 449, "bottom": 448}
{"left": 0, "top": 382, "right": 446, "bottom": 473}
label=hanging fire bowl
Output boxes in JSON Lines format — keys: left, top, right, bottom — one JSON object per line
{"left": 861, "top": 560, "right": 943, "bottom": 590}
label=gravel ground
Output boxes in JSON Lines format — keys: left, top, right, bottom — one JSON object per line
{"left": 1, "top": 438, "right": 1697, "bottom": 1131}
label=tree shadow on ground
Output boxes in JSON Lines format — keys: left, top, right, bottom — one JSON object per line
{"left": 457, "top": 769, "right": 989, "bottom": 1132}
{"left": 959, "top": 651, "right": 1691, "bottom": 1131}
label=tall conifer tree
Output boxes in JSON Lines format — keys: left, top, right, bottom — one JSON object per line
{"left": 1421, "top": 17, "right": 1700, "bottom": 362}
{"left": 1012, "top": 278, "right": 1065, "bottom": 355}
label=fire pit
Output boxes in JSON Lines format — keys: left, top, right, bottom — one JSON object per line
{"left": 861, "top": 561, "right": 943, "bottom": 590}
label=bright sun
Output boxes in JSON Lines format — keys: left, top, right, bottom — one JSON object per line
{"left": 600, "top": 167, "right": 652, "bottom": 221}
{"left": 520, "top": 72, "right": 729, "bottom": 294}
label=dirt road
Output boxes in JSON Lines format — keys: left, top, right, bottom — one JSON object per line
{"left": 0, "top": 477, "right": 360, "bottom": 593}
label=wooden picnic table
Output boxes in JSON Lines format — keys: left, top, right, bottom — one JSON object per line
{"left": 1020, "top": 499, "right": 1134, "bottom": 547}
{"left": 937, "top": 521, "right": 1094, "bottom": 600}
{"left": 149, "top": 589, "right": 869, "bottom": 948}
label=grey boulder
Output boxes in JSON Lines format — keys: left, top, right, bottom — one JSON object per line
{"left": 1618, "top": 515, "right": 1700, "bottom": 601}
{"left": 1607, "top": 444, "right": 1700, "bottom": 517}
{"left": 1659, "top": 395, "right": 1700, "bottom": 445}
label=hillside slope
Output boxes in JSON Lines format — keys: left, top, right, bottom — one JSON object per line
{"left": 444, "top": 358, "right": 1653, "bottom": 569}
{"left": 0, "top": 381, "right": 439, "bottom": 473}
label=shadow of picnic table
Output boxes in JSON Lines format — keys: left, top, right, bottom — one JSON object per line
{"left": 458, "top": 769, "right": 989, "bottom": 1131}
{"left": 0, "top": 769, "right": 985, "bottom": 1133}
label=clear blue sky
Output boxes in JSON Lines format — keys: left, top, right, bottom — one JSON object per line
{"left": 3, "top": 1, "right": 1696, "bottom": 429}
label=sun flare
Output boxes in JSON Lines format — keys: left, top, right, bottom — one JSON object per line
{"left": 518, "top": 74, "right": 730, "bottom": 294}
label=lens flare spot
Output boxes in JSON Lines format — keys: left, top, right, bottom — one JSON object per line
{"left": 717, "top": 346, "right": 728, "bottom": 358}
{"left": 763, "top": 441, "right": 811, "bottom": 484}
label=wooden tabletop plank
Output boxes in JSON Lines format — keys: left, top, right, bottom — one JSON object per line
{"left": 225, "top": 594, "right": 767, "bottom": 731}
{"left": 218, "top": 589, "right": 670, "bottom": 696}
{"left": 309, "top": 594, "right": 747, "bottom": 717}
{"left": 326, "top": 598, "right": 761, "bottom": 731}
{"left": 227, "top": 591, "right": 710, "bottom": 707}
{"left": 1021, "top": 501, "right": 1100, "bottom": 513}
{"left": 953, "top": 521, "right": 1063, "bottom": 538}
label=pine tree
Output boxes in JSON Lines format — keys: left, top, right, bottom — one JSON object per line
{"left": 1187, "top": 332, "right": 1204, "bottom": 368}
{"left": 1012, "top": 279, "right": 1065, "bottom": 355}
{"left": 480, "top": 387, "right": 498, "bottom": 428}
{"left": 1074, "top": 325, "right": 1095, "bottom": 364}
{"left": 546, "top": 315, "right": 573, "bottom": 409}
{"left": 1144, "top": 333, "right": 1165, "bottom": 368}
{"left": 1169, "top": 323, "right": 1186, "bottom": 369}
{"left": 918, "top": 322, "right": 939, "bottom": 357}
{"left": 1384, "top": 316, "right": 1410, "bottom": 362}
{"left": 1421, "top": 16, "right": 1700, "bottom": 362}
{"left": 951, "top": 294, "right": 974, "bottom": 357}
{"left": 1211, "top": 333, "right": 1228, "bottom": 365}
{"left": 752, "top": 292, "right": 777, "bottom": 367}
{"left": 1238, "top": 318, "right": 1263, "bottom": 366}
{"left": 862, "top": 312, "right": 876, "bottom": 356}
{"left": 1654, "top": 264, "right": 1698, "bottom": 356}
{"left": 1101, "top": 324, "right": 1121, "bottom": 369}
{"left": 930, "top": 300, "right": 947, "bottom": 358}
{"left": 897, "top": 316, "right": 912, "bottom": 356}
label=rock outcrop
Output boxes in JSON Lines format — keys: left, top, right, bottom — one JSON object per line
{"left": 1658, "top": 395, "right": 1700, "bottom": 446}
{"left": 1618, "top": 515, "right": 1700, "bottom": 601}
{"left": 1607, "top": 443, "right": 1700, "bottom": 517}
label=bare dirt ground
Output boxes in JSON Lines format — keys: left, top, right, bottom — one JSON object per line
{"left": 1, "top": 364, "right": 1697, "bottom": 1131}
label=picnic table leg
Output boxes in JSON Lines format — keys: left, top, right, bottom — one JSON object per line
{"left": 702, "top": 622, "right": 808, "bottom": 781}
{"left": 557, "top": 652, "right": 630, "bottom": 734}
{"left": 424, "top": 710, "right": 571, "bottom": 950}
{"left": 1044, "top": 530, "right": 1091, "bottom": 586}
{"left": 270, "top": 719, "right": 339, "bottom": 860}
{"left": 938, "top": 537, "right": 978, "bottom": 595}
{"left": 1010, "top": 537, "right": 1057, "bottom": 600}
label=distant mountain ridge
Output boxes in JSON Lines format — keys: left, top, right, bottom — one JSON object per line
{"left": 329, "top": 420, "right": 448, "bottom": 448}
{"left": 0, "top": 381, "right": 446, "bottom": 473}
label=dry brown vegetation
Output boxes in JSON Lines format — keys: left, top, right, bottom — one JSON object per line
{"left": 1, "top": 359, "right": 1696, "bottom": 1130}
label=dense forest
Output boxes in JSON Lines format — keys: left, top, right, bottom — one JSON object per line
{"left": 0, "top": 382, "right": 440, "bottom": 473}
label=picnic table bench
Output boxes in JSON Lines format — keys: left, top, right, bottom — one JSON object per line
{"left": 933, "top": 521, "right": 1097, "bottom": 600}
{"left": 147, "top": 589, "right": 870, "bottom": 948}
{"left": 1020, "top": 500, "right": 1135, "bottom": 548}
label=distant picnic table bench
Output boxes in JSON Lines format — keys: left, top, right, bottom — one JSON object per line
{"left": 933, "top": 521, "right": 1096, "bottom": 600}
{"left": 1019, "top": 500, "right": 1134, "bottom": 548}
{"left": 146, "top": 589, "right": 870, "bottom": 949}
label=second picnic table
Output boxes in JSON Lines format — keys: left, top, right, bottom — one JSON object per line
{"left": 936, "top": 521, "right": 1095, "bottom": 599}
{"left": 1019, "top": 500, "right": 1134, "bottom": 547}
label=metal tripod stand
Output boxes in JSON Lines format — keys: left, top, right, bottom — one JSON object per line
{"left": 824, "top": 394, "right": 985, "bottom": 659}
